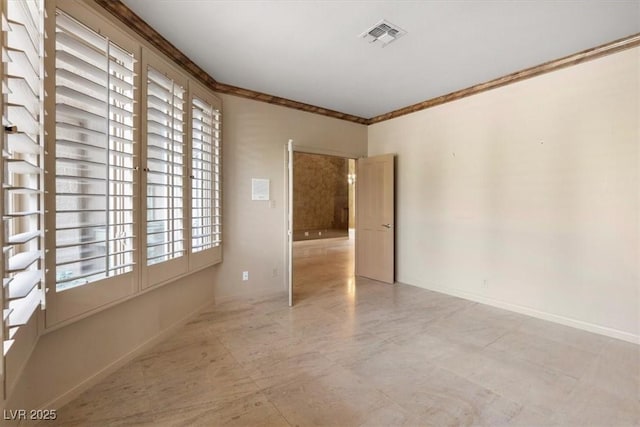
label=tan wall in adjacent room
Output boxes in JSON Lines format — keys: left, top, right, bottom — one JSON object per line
{"left": 293, "top": 153, "right": 349, "bottom": 232}
{"left": 348, "top": 159, "right": 356, "bottom": 228}
{"left": 368, "top": 47, "right": 640, "bottom": 342}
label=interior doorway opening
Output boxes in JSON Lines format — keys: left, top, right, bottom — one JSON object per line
{"left": 289, "top": 150, "right": 357, "bottom": 306}
{"left": 292, "top": 153, "right": 355, "bottom": 242}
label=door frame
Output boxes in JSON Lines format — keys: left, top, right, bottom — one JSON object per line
{"left": 284, "top": 141, "right": 359, "bottom": 307}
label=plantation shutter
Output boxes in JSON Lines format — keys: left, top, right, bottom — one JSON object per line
{"left": 54, "top": 10, "right": 135, "bottom": 291}
{"left": 145, "top": 65, "right": 186, "bottom": 276}
{"left": 189, "top": 94, "right": 221, "bottom": 269}
{"left": 1, "top": 0, "right": 45, "bottom": 392}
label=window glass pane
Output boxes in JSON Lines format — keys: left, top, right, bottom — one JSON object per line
{"left": 191, "top": 97, "right": 221, "bottom": 253}
{"left": 54, "top": 10, "right": 135, "bottom": 291}
{"left": 145, "top": 66, "right": 185, "bottom": 265}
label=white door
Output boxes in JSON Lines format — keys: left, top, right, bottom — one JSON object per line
{"left": 356, "top": 154, "right": 395, "bottom": 283}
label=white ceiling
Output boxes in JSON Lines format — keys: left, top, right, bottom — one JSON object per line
{"left": 122, "top": 0, "right": 640, "bottom": 119}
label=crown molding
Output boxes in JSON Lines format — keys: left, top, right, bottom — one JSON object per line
{"left": 368, "top": 33, "right": 640, "bottom": 124}
{"left": 93, "top": 0, "right": 218, "bottom": 89}
{"left": 212, "top": 82, "right": 369, "bottom": 124}
{"left": 93, "top": 0, "right": 369, "bottom": 125}
{"left": 93, "top": 1, "right": 640, "bottom": 127}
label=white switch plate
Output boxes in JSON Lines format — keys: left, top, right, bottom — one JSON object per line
{"left": 242, "top": 271, "right": 249, "bottom": 281}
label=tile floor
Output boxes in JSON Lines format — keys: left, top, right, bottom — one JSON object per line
{"left": 43, "top": 237, "right": 639, "bottom": 426}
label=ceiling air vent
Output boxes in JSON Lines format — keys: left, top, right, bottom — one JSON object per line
{"left": 359, "top": 19, "right": 406, "bottom": 47}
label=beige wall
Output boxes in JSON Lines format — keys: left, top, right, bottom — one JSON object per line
{"left": 6, "top": 267, "right": 216, "bottom": 412}
{"left": 368, "top": 47, "right": 640, "bottom": 342}
{"left": 293, "top": 153, "right": 349, "bottom": 232}
{"left": 212, "top": 94, "right": 367, "bottom": 298}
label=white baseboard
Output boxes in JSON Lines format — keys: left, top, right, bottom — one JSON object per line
{"left": 39, "top": 298, "right": 215, "bottom": 411}
{"left": 399, "top": 280, "right": 640, "bottom": 345}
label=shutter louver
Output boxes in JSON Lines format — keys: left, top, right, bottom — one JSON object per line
{"left": 146, "top": 66, "right": 185, "bottom": 266}
{"left": 54, "top": 10, "right": 135, "bottom": 291}
{"left": 2, "top": 0, "right": 45, "bottom": 357}
{"left": 191, "top": 97, "right": 221, "bottom": 253}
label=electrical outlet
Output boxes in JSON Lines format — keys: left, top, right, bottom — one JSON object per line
{"left": 304, "top": 231, "right": 309, "bottom": 236}
{"left": 269, "top": 200, "right": 276, "bottom": 208}
{"left": 272, "top": 268, "right": 278, "bottom": 277}
{"left": 319, "top": 231, "right": 322, "bottom": 236}
{"left": 482, "top": 279, "right": 488, "bottom": 290}
{"left": 242, "top": 271, "right": 249, "bottom": 281}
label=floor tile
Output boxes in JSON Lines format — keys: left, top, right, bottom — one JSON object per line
{"left": 47, "top": 235, "right": 639, "bottom": 426}
{"left": 486, "top": 329, "right": 599, "bottom": 379}
{"left": 262, "top": 365, "right": 389, "bottom": 426}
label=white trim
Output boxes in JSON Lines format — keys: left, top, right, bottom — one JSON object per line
{"left": 287, "top": 139, "right": 294, "bottom": 307}
{"left": 399, "top": 280, "right": 640, "bottom": 345}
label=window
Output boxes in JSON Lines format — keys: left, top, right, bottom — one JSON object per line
{"left": 1, "top": 0, "right": 222, "bottom": 398}
{"left": 1, "top": 0, "right": 45, "bottom": 394}
{"left": 145, "top": 67, "right": 185, "bottom": 266}
{"left": 143, "top": 56, "right": 223, "bottom": 285}
{"left": 189, "top": 89, "right": 222, "bottom": 269}
{"left": 46, "top": 6, "right": 139, "bottom": 326}
{"left": 54, "top": 10, "right": 136, "bottom": 290}
{"left": 143, "top": 55, "right": 189, "bottom": 286}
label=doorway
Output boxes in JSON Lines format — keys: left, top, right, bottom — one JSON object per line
{"left": 292, "top": 152, "right": 355, "bottom": 242}
{"left": 285, "top": 142, "right": 395, "bottom": 307}
{"left": 287, "top": 148, "right": 357, "bottom": 306}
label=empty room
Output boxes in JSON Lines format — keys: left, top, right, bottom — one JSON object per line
{"left": 0, "top": 0, "right": 638, "bottom": 426}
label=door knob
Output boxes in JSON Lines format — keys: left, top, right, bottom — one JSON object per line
{"left": 382, "top": 224, "right": 392, "bottom": 229}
